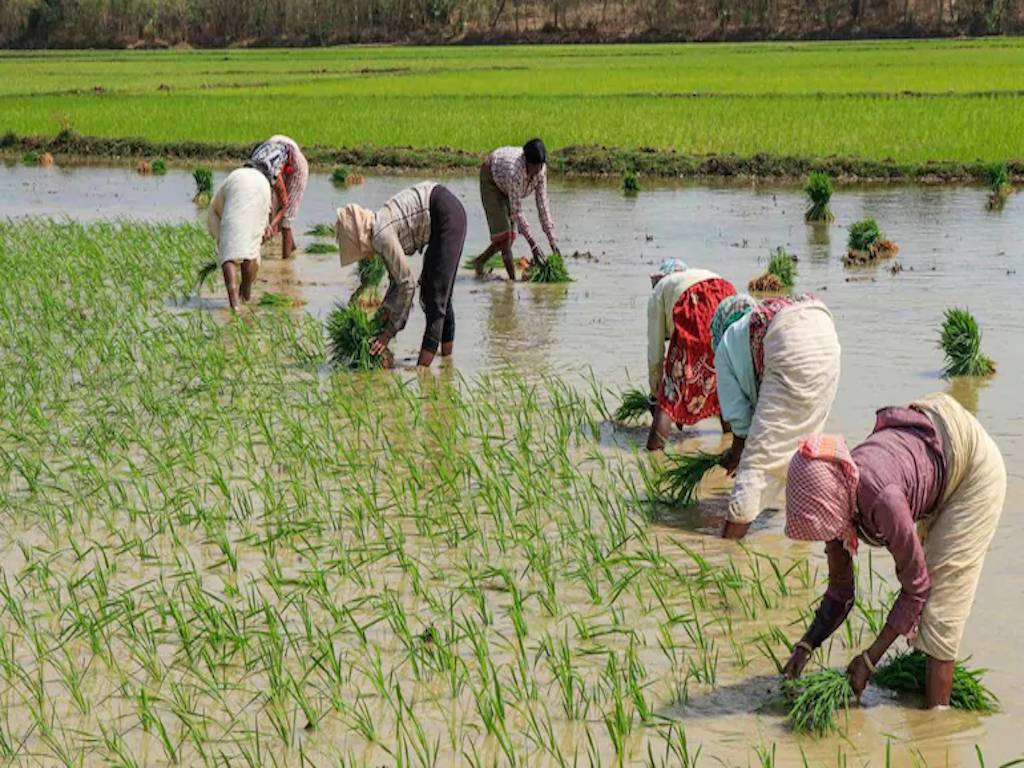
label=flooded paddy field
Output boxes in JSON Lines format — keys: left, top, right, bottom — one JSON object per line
{"left": 1, "top": 162, "right": 1022, "bottom": 766}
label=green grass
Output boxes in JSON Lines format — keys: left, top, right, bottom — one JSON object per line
{"left": 525, "top": 250, "right": 571, "bottom": 283}
{"left": 783, "top": 670, "right": 854, "bottom": 736}
{"left": 614, "top": 388, "right": 651, "bottom": 424}
{"left": 804, "top": 171, "right": 834, "bottom": 222}
{"left": 656, "top": 450, "right": 727, "bottom": 507}
{"left": 151, "top": 157, "right": 167, "bottom": 175}
{"left": 2, "top": 41, "right": 1024, "bottom": 168}
{"left": 873, "top": 650, "right": 999, "bottom": 712}
{"left": 940, "top": 308, "right": 995, "bottom": 377}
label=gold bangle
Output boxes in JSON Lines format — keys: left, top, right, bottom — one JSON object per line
{"left": 861, "top": 651, "right": 876, "bottom": 674}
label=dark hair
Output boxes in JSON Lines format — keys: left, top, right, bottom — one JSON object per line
{"left": 523, "top": 138, "right": 547, "bottom": 166}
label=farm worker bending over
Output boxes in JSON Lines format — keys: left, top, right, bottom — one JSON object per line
{"left": 473, "top": 139, "right": 558, "bottom": 280}
{"left": 782, "top": 394, "right": 1005, "bottom": 707}
{"left": 646, "top": 259, "right": 736, "bottom": 451}
{"left": 711, "top": 293, "right": 841, "bottom": 539}
{"left": 207, "top": 160, "right": 290, "bottom": 312}
{"left": 336, "top": 182, "right": 467, "bottom": 367}
{"left": 248, "top": 135, "right": 308, "bottom": 260}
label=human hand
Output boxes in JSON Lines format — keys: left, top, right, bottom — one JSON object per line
{"left": 845, "top": 653, "right": 872, "bottom": 699}
{"left": 720, "top": 443, "right": 742, "bottom": 475}
{"left": 369, "top": 333, "right": 392, "bottom": 358}
{"left": 263, "top": 225, "right": 277, "bottom": 242}
{"left": 783, "top": 644, "right": 812, "bottom": 680}
{"left": 530, "top": 244, "right": 546, "bottom": 265}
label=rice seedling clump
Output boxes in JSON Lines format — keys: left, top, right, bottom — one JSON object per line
{"left": 844, "top": 218, "right": 898, "bottom": 265}
{"left": 939, "top": 307, "right": 995, "bottom": 377}
{"left": 192, "top": 166, "right": 213, "bottom": 206}
{"left": 614, "top": 388, "right": 652, "bottom": 424}
{"left": 872, "top": 650, "right": 999, "bottom": 712}
{"left": 194, "top": 259, "right": 219, "bottom": 292}
{"left": 986, "top": 161, "right": 1011, "bottom": 209}
{"left": 783, "top": 670, "right": 855, "bottom": 736}
{"left": 804, "top": 171, "right": 834, "bottom": 223}
{"left": 331, "top": 165, "right": 350, "bottom": 184}
{"left": 525, "top": 250, "right": 572, "bottom": 283}
{"left": 305, "top": 223, "right": 334, "bottom": 237}
{"left": 623, "top": 169, "right": 641, "bottom": 194}
{"left": 258, "top": 291, "right": 301, "bottom": 308}
{"left": 750, "top": 246, "right": 796, "bottom": 292}
{"left": 657, "top": 449, "right": 727, "bottom": 507}
{"left": 306, "top": 241, "right": 338, "bottom": 254}
{"left": 357, "top": 254, "right": 386, "bottom": 287}
{"left": 326, "top": 302, "right": 389, "bottom": 369}
{"left": 151, "top": 158, "right": 167, "bottom": 175}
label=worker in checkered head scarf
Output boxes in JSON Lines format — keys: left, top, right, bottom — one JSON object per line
{"left": 781, "top": 394, "right": 1006, "bottom": 710}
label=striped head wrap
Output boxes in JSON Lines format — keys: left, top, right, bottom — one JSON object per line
{"left": 710, "top": 293, "right": 758, "bottom": 352}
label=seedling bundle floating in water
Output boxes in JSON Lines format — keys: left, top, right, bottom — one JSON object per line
{"left": 872, "top": 650, "right": 998, "bottom": 712}
{"left": 525, "top": 250, "right": 572, "bottom": 283}
{"left": 844, "top": 218, "right": 898, "bottom": 266}
{"left": 750, "top": 246, "right": 796, "bottom": 292}
{"left": 305, "top": 223, "right": 334, "bottom": 237}
{"left": 325, "top": 303, "right": 390, "bottom": 370}
{"left": 657, "top": 449, "right": 727, "bottom": 507}
{"left": 614, "top": 388, "right": 651, "bottom": 424}
{"left": 804, "top": 171, "right": 834, "bottom": 223}
{"left": 985, "top": 161, "right": 1012, "bottom": 209}
{"left": 623, "top": 169, "right": 641, "bottom": 194}
{"left": 192, "top": 166, "right": 213, "bottom": 207}
{"left": 939, "top": 307, "right": 995, "bottom": 377}
{"left": 783, "top": 669, "right": 855, "bottom": 736}
{"left": 305, "top": 242, "right": 337, "bottom": 254}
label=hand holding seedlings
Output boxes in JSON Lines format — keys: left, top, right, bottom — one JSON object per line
{"left": 719, "top": 436, "right": 744, "bottom": 475}
{"left": 783, "top": 644, "right": 813, "bottom": 680}
{"left": 845, "top": 653, "right": 874, "bottom": 699}
{"left": 369, "top": 331, "right": 393, "bottom": 357}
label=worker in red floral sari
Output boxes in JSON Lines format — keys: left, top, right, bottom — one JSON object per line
{"left": 646, "top": 259, "right": 736, "bottom": 451}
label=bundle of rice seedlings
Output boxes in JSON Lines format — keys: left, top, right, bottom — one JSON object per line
{"left": 985, "top": 162, "right": 1011, "bottom": 209}
{"left": 783, "top": 669, "right": 855, "bottom": 736}
{"left": 939, "top": 308, "right": 995, "bottom": 377}
{"left": 21, "top": 150, "right": 40, "bottom": 166}
{"left": 872, "top": 650, "right": 998, "bottom": 712}
{"left": 525, "top": 250, "right": 571, "bottom": 283}
{"left": 305, "top": 223, "right": 334, "bottom": 237}
{"left": 804, "top": 171, "right": 835, "bottom": 223}
{"left": 844, "top": 218, "right": 898, "bottom": 265}
{"left": 257, "top": 291, "right": 301, "bottom": 308}
{"left": 614, "top": 388, "right": 651, "bottom": 424}
{"left": 331, "top": 166, "right": 350, "bottom": 184}
{"left": 657, "top": 449, "right": 727, "bottom": 507}
{"left": 193, "top": 166, "right": 213, "bottom": 206}
{"left": 749, "top": 246, "right": 796, "bottom": 292}
{"left": 306, "top": 242, "right": 338, "bottom": 254}
{"left": 623, "top": 169, "right": 641, "bottom": 194}
{"left": 151, "top": 158, "right": 167, "bottom": 175}
{"left": 325, "top": 303, "right": 390, "bottom": 370}
{"left": 358, "top": 255, "right": 386, "bottom": 287}
{"left": 194, "top": 260, "right": 219, "bottom": 293}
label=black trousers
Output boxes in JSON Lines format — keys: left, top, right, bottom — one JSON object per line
{"left": 420, "top": 185, "right": 467, "bottom": 353}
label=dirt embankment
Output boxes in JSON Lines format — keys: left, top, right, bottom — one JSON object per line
{"left": 4, "top": 130, "right": 1021, "bottom": 184}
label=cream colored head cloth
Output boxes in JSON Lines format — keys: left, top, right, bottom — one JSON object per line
{"left": 335, "top": 204, "right": 375, "bottom": 267}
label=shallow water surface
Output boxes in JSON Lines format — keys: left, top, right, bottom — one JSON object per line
{"left": 3, "top": 162, "right": 1022, "bottom": 764}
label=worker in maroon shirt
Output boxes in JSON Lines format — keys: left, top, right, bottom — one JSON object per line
{"left": 781, "top": 393, "right": 1005, "bottom": 707}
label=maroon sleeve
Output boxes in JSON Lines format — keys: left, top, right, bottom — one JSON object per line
{"left": 870, "top": 484, "right": 931, "bottom": 637}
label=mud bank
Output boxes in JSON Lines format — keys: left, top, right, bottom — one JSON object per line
{"left": 5, "top": 130, "right": 1022, "bottom": 183}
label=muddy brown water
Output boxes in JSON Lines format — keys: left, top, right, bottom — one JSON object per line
{"left": 2, "top": 162, "right": 1023, "bottom": 764}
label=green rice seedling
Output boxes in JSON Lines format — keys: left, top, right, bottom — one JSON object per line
{"left": 623, "top": 169, "right": 641, "bottom": 194}
{"left": 21, "top": 150, "right": 40, "bottom": 165}
{"left": 940, "top": 308, "right": 995, "bottom": 377}
{"left": 194, "top": 260, "right": 219, "bottom": 293}
{"left": 783, "top": 669, "right": 855, "bottom": 735}
{"left": 657, "top": 449, "right": 727, "bottom": 507}
{"left": 192, "top": 166, "right": 213, "bottom": 196}
{"left": 847, "top": 218, "right": 882, "bottom": 251}
{"left": 306, "top": 242, "right": 338, "bottom": 254}
{"left": 358, "top": 254, "right": 386, "bottom": 287}
{"left": 151, "top": 158, "right": 167, "bottom": 175}
{"left": 331, "top": 166, "right": 351, "bottom": 184}
{"left": 325, "top": 302, "right": 388, "bottom": 370}
{"left": 750, "top": 246, "right": 796, "bottom": 292}
{"left": 525, "top": 250, "right": 571, "bottom": 283}
{"left": 804, "top": 171, "right": 834, "bottom": 222}
{"left": 614, "top": 388, "right": 651, "bottom": 424}
{"left": 873, "top": 650, "right": 999, "bottom": 712}
{"left": 258, "top": 291, "right": 299, "bottom": 308}
{"left": 986, "top": 161, "right": 1012, "bottom": 209}
{"left": 304, "top": 223, "right": 334, "bottom": 237}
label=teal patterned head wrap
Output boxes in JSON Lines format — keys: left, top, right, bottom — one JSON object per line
{"left": 711, "top": 293, "right": 758, "bottom": 352}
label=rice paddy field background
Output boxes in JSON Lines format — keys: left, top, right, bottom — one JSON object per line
{"left": 2, "top": 39, "right": 1024, "bottom": 169}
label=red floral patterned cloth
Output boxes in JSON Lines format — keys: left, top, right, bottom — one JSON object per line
{"left": 657, "top": 278, "right": 736, "bottom": 426}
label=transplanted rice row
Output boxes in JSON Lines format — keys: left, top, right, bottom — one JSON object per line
{"left": 0, "top": 219, "right": 1006, "bottom": 765}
